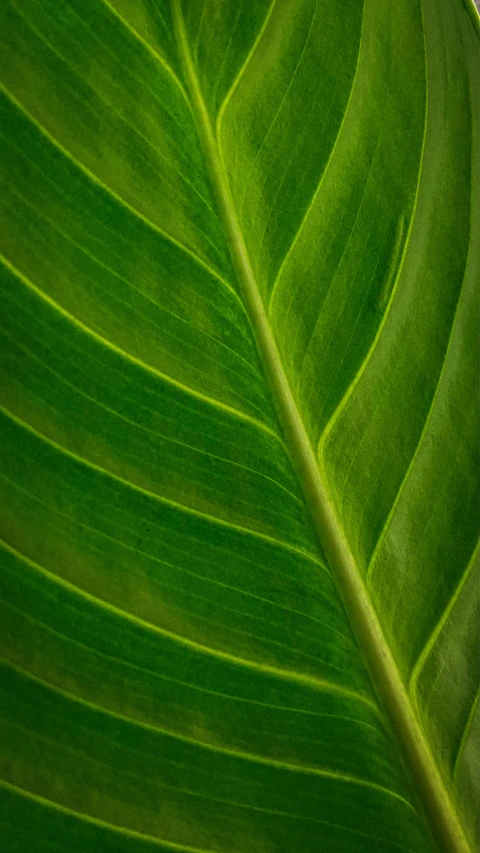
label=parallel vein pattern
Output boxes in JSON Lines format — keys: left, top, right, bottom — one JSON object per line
{"left": 0, "top": 0, "right": 478, "bottom": 851}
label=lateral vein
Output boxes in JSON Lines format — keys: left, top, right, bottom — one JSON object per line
{"left": 452, "top": 685, "right": 480, "bottom": 782}
{"left": 0, "top": 543, "right": 365, "bottom": 707}
{"left": 0, "top": 779, "right": 212, "bottom": 852}
{"left": 409, "top": 542, "right": 479, "bottom": 698}
{"left": 0, "top": 662, "right": 412, "bottom": 812}
{"left": 0, "top": 252, "right": 278, "bottom": 441}
{"left": 0, "top": 402, "right": 322, "bottom": 567}
{"left": 0, "top": 85, "right": 237, "bottom": 303}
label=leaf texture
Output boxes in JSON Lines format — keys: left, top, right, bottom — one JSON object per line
{"left": 0, "top": 1, "right": 478, "bottom": 852}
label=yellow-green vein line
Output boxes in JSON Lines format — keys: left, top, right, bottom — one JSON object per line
{"left": 410, "top": 542, "right": 479, "bottom": 701}
{"left": 0, "top": 253, "right": 280, "bottom": 443}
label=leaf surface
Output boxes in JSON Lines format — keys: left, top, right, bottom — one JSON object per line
{"left": 0, "top": 1, "right": 478, "bottom": 851}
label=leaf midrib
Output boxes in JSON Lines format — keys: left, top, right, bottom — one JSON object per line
{"left": 170, "top": 3, "right": 471, "bottom": 852}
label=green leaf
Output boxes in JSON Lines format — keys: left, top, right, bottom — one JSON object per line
{"left": 0, "top": 0, "right": 478, "bottom": 851}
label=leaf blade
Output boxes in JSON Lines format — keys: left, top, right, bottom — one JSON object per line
{"left": 0, "top": 0, "right": 478, "bottom": 851}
